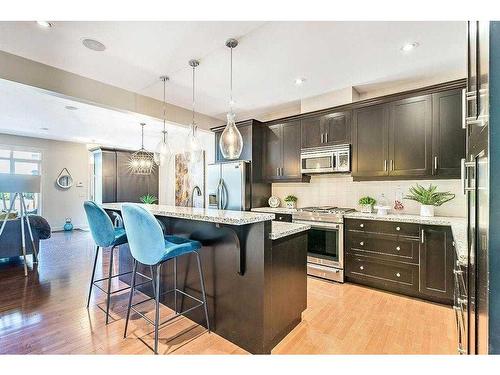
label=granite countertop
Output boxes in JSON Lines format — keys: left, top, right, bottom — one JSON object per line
{"left": 251, "top": 207, "right": 298, "bottom": 214}
{"left": 344, "top": 212, "right": 467, "bottom": 266}
{"left": 270, "top": 221, "right": 310, "bottom": 240}
{"left": 102, "top": 203, "right": 275, "bottom": 226}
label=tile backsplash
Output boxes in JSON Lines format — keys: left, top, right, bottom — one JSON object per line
{"left": 271, "top": 175, "right": 466, "bottom": 217}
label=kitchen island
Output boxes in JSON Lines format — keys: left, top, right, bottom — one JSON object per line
{"left": 102, "top": 203, "right": 308, "bottom": 354}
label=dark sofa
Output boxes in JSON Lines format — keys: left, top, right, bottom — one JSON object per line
{"left": 0, "top": 215, "right": 51, "bottom": 259}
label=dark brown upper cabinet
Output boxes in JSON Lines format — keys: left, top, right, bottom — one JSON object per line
{"left": 301, "top": 111, "right": 351, "bottom": 148}
{"left": 388, "top": 95, "right": 432, "bottom": 177}
{"left": 264, "top": 121, "right": 309, "bottom": 182}
{"left": 431, "top": 89, "right": 466, "bottom": 177}
{"left": 352, "top": 104, "right": 389, "bottom": 178}
{"left": 351, "top": 83, "right": 465, "bottom": 181}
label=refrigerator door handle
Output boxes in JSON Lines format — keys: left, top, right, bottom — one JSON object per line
{"left": 221, "top": 179, "right": 229, "bottom": 209}
{"left": 216, "top": 179, "right": 222, "bottom": 209}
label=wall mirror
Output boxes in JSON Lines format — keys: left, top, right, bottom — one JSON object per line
{"left": 56, "top": 168, "right": 73, "bottom": 189}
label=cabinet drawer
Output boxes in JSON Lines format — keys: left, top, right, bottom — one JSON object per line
{"left": 274, "top": 213, "right": 292, "bottom": 223}
{"left": 345, "top": 254, "right": 419, "bottom": 292}
{"left": 345, "top": 218, "right": 420, "bottom": 238}
{"left": 346, "top": 233, "right": 419, "bottom": 264}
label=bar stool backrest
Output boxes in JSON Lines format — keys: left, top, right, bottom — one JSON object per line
{"left": 122, "top": 203, "right": 165, "bottom": 266}
{"left": 83, "top": 201, "right": 116, "bottom": 247}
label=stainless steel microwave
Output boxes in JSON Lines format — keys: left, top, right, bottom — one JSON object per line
{"left": 300, "top": 144, "right": 350, "bottom": 174}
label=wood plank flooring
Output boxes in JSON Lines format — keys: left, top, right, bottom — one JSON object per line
{"left": 0, "top": 230, "right": 456, "bottom": 354}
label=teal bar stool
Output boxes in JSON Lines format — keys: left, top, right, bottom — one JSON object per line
{"left": 83, "top": 201, "right": 154, "bottom": 324}
{"left": 121, "top": 203, "right": 210, "bottom": 354}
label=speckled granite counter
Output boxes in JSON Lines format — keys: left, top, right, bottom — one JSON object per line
{"left": 251, "top": 207, "right": 298, "bottom": 215}
{"left": 344, "top": 212, "right": 467, "bottom": 265}
{"left": 102, "top": 203, "right": 274, "bottom": 226}
{"left": 270, "top": 221, "right": 310, "bottom": 240}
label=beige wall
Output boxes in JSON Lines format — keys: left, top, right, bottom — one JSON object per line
{"left": 272, "top": 175, "right": 465, "bottom": 218}
{"left": 0, "top": 50, "right": 224, "bottom": 131}
{"left": 0, "top": 133, "right": 91, "bottom": 230}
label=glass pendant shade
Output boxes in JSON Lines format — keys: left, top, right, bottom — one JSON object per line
{"left": 219, "top": 112, "right": 243, "bottom": 159}
{"left": 185, "top": 123, "right": 202, "bottom": 163}
{"left": 154, "top": 131, "right": 172, "bottom": 166}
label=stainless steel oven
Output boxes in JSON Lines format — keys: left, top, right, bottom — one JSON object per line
{"left": 293, "top": 219, "right": 344, "bottom": 282}
{"left": 300, "top": 144, "right": 350, "bottom": 174}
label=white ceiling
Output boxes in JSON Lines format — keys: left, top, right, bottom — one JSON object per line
{"left": 0, "top": 78, "right": 213, "bottom": 151}
{"left": 0, "top": 21, "right": 466, "bottom": 119}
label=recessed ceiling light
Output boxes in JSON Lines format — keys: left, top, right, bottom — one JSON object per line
{"left": 294, "top": 78, "right": 306, "bottom": 86}
{"left": 36, "top": 21, "right": 53, "bottom": 28}
{"left": 401, "top": 42, "right": 419, "bottom": 52}
{"left": 40, "top": 127, "right": 49, "bottom": 131}
{"left": 65, "top": 105, "right": 78, "bottom": 110}
{"left": 82, "top": 38, "right": 106, "bottom": 52}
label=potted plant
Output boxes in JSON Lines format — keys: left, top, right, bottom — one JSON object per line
{"left": 139, "top": 194, "right": 158, "bottom": 205}
{"left": 283, "top": 195, "right": 298, "bottom": 209}
{"left": 358, "top": 196, "right": 376, "bottom": 213}
{"left": 404, "top": 184, "right": 455, "bottom": 217}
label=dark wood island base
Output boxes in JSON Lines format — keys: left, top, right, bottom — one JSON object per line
{"left": 109, "top": 210, "right": 308, "bottom": 354}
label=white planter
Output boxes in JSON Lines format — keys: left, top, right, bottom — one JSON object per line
{"left": 285, "top": 201, "right": 297, "bottom": 209}
{"left": 420, "top": 204, "right": 435, "bottom": 217}
{"left": 360, "top": 204, "right": 373, "bottom": 213}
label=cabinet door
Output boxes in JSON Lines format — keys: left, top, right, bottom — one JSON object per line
{"left": 389, "top": 95, "right": 432, "bottom": 177}
{"left": 323, "top": 111, "right": 351, "bottom": 145}
{"left": 352, "top": 104, "right": 389, "bottom": 177}
{"left": 432, "top": 89, "right": 466, "bottom": 177}
{"left": 215, "top": 124, "right": 252, "bottom": 162}
{"left": 301, "top": 116, "right": 323, "bottom": 148}
{"left": 419, "top": 225, "right": 454, "bottom": 303}
{"left": 281, "top": 121, "right": 302, "bottom": 180}
{"left": 264, "top": 124, "right": 283, "bottom": 181}
{"left": 101, "top": 150, "right": 117, "bottom": 203}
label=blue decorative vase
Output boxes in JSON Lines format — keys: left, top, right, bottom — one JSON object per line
{"left": 63, "top": 218, "right": 74, "bottom": 231}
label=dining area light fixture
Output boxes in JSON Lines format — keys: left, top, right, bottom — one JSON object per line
{"left": 154, "top": 75, "right": 172, "bottom": 166}
{"left": 185, "top": 59, "right": 202, "bottom": 163}
{"left": 219, "top": 38, "right": 243, "bottom": 160}
{"left": 129, "top": 123, "right": 155, "bottom": 175}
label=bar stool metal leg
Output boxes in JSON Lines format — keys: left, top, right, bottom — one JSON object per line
{"left": 154, "top": 263, "right": 162, "bottom": 354}
{"left": 195, "top": 251, "right": 210, "bottom": 332}
{"left": 173, "top": 257, "right": 177, "bottom": 313}
{"left": 87, "top": 246, "right": 100, "bottom": 308}
{"left": 150, "top": 265, "right": 156, "bottom": 299}
{"left": 105, "top": 245, "right": 117, "bottom": 324}
{"left": 124, "top": 259, "right": 137, "bottom": 338}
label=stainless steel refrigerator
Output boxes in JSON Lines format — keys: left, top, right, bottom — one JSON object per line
{"left": 207, "top": 161, "right": 251, "bottom": 211}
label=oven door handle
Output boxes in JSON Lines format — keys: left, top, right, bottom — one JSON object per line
{"left": 293, "top": 220, "right": 341, "bottom": 230}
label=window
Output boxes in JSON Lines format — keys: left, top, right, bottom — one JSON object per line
{"left": 0, "top": 146, "right": 42, "bottom": 214}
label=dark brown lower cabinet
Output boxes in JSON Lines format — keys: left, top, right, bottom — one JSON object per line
{"left": 345, "top": 219, "right": 454, "bottom": 305}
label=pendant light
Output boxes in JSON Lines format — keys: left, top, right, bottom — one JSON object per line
{"left": 219, "top": 38, "right": 243, "bottom": 160}
{"left": 129, "top": 123, "right": 155, "bottom": 175}
{"left": 185, "top": 59, "right": 202, "bottom": 163}
{"left": 154, "top": 76, "right": 172, "bottom": 166}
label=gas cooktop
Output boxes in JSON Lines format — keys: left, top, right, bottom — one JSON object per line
{"left": 293, "top": 206, "right": 356, "bottom": 223}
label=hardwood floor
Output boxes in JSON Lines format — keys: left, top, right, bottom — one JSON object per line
{"left": 0, "top": 230, "right": 456, "bottom": 354}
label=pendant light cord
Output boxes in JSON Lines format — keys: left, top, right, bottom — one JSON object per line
{"left": 162, "top": 77, "right": 167, "bottom": 142}
{"left": 230, "top": 46, "right": 233, "bottom": 113}
{"left": 141, "top": 123, "right": 145, "bottom": 149}
{"left": 192, "top": 65, "right": 196, "bottom": 125}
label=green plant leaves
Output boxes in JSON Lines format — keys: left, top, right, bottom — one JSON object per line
{"left": 404, "top": 183, "right": 455, "bottom": 206}
{"left": 140, "top": 194, "right": 158, "bottom": 204}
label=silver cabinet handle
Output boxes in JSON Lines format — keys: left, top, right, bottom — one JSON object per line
{"left": 325, "top": 133, "right": 328, "bottom": 143}
{"left": 434, "top": 156, "right": 438, "bottom": 171}
{"left": 276, "top": 167, "right": 279, "bottom": 176}
{"left": 280, "top": 167, "right": 283, "bottom": 176}
{"left": 396, "top": 272, "right": 401, "bottom": 278}
{"left": 390, "top": 159, "right": 394, "bottom": 171}
{"left": 384, "top": 159, "right": 387, "bottom": 172}
{"left": 359, "top": 266, "right": 364, "bottom": 270}
{"left": 359, "top": 223, "right": 364, "bottom": 228}
{"left": 359, "top": 241, "right": 364, "bottom": 246}
{"left": 461, "top": 158, "right": 466, "bottom": 195}
{"left": 396, "top": 246, "right": 401, "bottom": 251}
{"left": 462, "top": 88, "right": 466, "bottom": 129}
{"left": 396, "top": 226, "right": 400, "bottom": 231}
{"left": 421, "top": 229, "right": 425, "bottom": 244}
{"left": 321, "top": 133, "right": 324, "bottom": 143}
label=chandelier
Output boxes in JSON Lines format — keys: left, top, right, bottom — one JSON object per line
{"left": 129, "top": 123, "right": 155, "bottom": 175}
